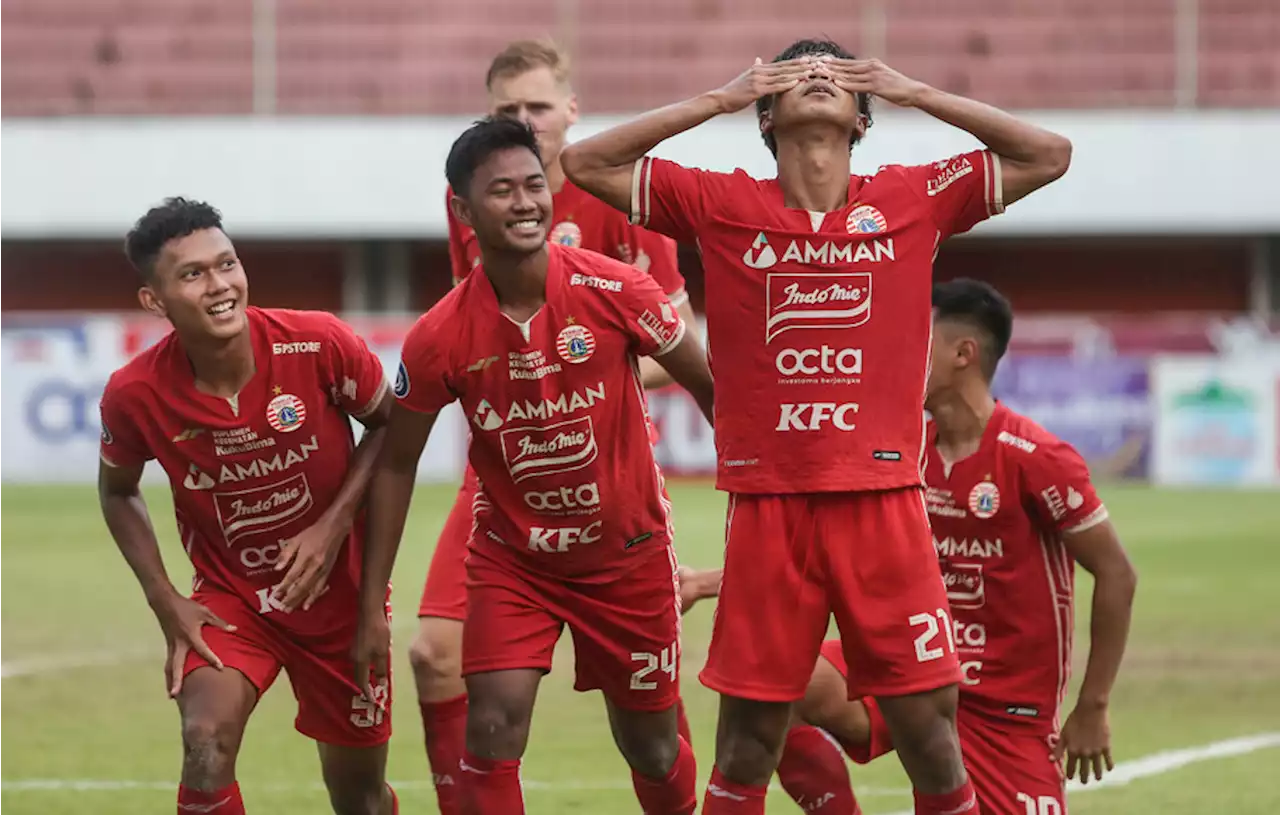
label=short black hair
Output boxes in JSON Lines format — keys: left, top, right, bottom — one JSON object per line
{"left": 445, "top": 116, "right": 542, "bottom": 199}
{"left": 932, "top": 278, "right": 1014, "bottom": 381}
{"left": 124, "top": 197, "right": 224, "bottom": 280}
{"left": 756, "top": 38, "right": 874, "bottom": 158}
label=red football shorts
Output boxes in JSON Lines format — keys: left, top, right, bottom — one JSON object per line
{"left": 417, "top": 465, "right": 481, "bottom": 620}
{"left": 824, "top": 642, "right": 1065, "bottom": 815}
{"left": 700, "top": 488, "right": 961, "bottom": 702}
{"left": 183, "top": 585, "right": 392, "bottom": 748}
{"left": 462, "top": 538, "right": 683, "bottom": 712}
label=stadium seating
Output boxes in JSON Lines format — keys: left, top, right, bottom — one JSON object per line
{"left": 2, "top": 0, "right": 1276, "bottom": 115}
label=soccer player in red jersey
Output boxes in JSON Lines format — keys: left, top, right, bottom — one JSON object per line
{"left": 354, "top": 118, "right": 716, "bottom": 815}
{"left": 97, "top": 199, "right": 399, "bottom": 815}
{"left": 777, "top": 279, "right": 1138, "bottom": 815}
{"left": 562, "top": 37, "right": 1074, "bottom": 815}
{"left": 413, "top": 40, "right": 712, "bottom": 812}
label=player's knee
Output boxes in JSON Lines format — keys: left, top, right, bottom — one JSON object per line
{"left": 619, "top": 728, "right": 680, "bottom": 779}
{"left": 465, "top": 698, "right": 532, "bottom": 759}
{"left": 180, "top": 714, "right": 240, "bottom": 784}
{"left": 409, "top": 630, "right": 461, "bottom": 681}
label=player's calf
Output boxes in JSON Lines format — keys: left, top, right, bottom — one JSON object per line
{"left": 606, "top": 700, "right": 697, "bottom": 815}
{"left": 877, "top": 686, "right": 979, "bottom": 815}
{"left": 712, "top": 695, "right": 794, "bottom": 785}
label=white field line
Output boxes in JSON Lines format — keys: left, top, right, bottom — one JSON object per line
{"left": 880, "top": 731, "right": 1280, "bottom": 815}
{"left": 3, "top": 733, "right": 1276, "bottom": 801}
{"left": 1, "top": 647, "right": 154, "bottom": 678}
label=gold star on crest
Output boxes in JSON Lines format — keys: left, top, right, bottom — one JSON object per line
{"left": 272, "top": 385, "right": 283, "bottom": 395}
{"left": 565, "top": 316, "right": 576, "bottom": 325}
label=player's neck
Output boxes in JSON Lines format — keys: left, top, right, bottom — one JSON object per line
{"left": 931, "top": 385, "right": 997, "bottom": 461}
{"left": 776, "top": 130, "right": 852, "bottom": 213}
{"left": 183, "top": 327, "right": 256, "bottom": 399}
{"left": 483, "top": 246, "right": 550, "bottom": 320}
{"left": 544, "top": 156, "right": 567, "bottom": 194}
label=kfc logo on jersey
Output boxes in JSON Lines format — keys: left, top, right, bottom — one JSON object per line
{"left": 213, "top": 472, "right": 314, "bottom": 545}
{"left": 508, "top": 349, "right": 562, "bottom": 381}
{"left": 570, "top": 272, "right": 623, "bottom": 293}
{"left": 473, "top": 399, "right": 503, "bottom": 431}
{"left": 744, "top": 233, "right": 895, "bottom": 271}
{"left": 846, "top": 204, "right": 887, "bottom": 235}
{"left": 550, "top": 220, "right": 583, "bottom": 247}
{"left": 266, "top": 392, "right": 307, "bottom": 433}
{"left": 776, "top": 402, "right": 859, "bottom": 432}
{"left": 775, "top": 345, "right": 863, "bottom": 383}
{"left": 556, "top": 324, "right": 596, "bottom": 364}
{"left": 968, "top": 481, "right": 1000, "bottom": 519}
{"left": 527, "top": 521, "right": 603, "bottom": 553}
{"left": 523, "top": 482, "right": 601, "bottom": 515}
{"left": 500, "top": 417, "right": 599, "bottom": 482}
{"left": 942, "top": 563, "right": 986, "bottom": 610}
{"left": 766, "top": 274, "right": 871, "bottom": 342}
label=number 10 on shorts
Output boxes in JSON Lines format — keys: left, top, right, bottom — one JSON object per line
{"left": 630, "top": 641, "right": 679, "bottom": 690}
{"left": 909, "top": 607, "right": 957, "bottom": 663}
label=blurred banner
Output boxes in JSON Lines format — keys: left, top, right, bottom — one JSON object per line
{"left": 6, "top": 316, "right": 1278, "bottom": 487}
{"left": 993, "top": 355, "right": 1152, "bottom": 480}
{"left": 1151, "top": 356, "right": 1280, "bottom": 487}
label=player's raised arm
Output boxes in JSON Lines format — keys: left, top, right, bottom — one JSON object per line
{"left": 1055, "top": 517, "right": 1138, "bottom": 784}
{"left": 822, "top": 58, "right": 1071, "bottom": 205}
{"left": 653, "top": 329, "right": 714, "bottom": 427}
{"left": 560, "top": 57, "right": 813, "bottom": 214}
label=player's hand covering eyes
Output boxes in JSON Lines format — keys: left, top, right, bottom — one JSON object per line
{"left": 815, "top": 57, "right": 929, "bottom": 108}
{"left": 713, "top": 57, "right": 815, "bottom": 113}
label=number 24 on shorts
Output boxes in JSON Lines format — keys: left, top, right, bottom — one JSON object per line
{"left": 909, "top": 607, "right": 957, "bottom": 663}
{"left": 630, "top": 641, "right": 679, "bottom": 690}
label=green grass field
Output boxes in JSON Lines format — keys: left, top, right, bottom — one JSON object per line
{"left": 3, "top": 481, "right": 1279, "bottom": 814}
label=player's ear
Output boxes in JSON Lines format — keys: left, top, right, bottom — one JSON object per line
{"left": 566, "top": 92, "right": 580, "bottom": 127}
{"left": 758, "top": 106, "right": 774, "bottom": 138}
{"left": 137, "top": 283, "right": 166, "bottom": 319}
{"left": 449, "top": 194, "right": 474, "bottom": 229}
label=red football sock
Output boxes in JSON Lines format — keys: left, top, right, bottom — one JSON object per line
{"left": 459, "top": 751, "right": 524, "bottom": 815}
{"left": 914, "top": 779, "right": 979, "bottom": 815}
{"left": 701, "top": 766, "right": 767, "bottom": 815}
{"left": 631, "top": 736, "right": 697, "bottom": 814}
{"left": 420, "top": 693, "right": 469, "bottom": 815}
{"left": 777, "top": 725, "right": 861, "bottom": 814}
{"left": 676, "top": 697, "right": 694, "bottom": 746}
{"left": 178, "top": 782, "right": 245, "bottom": 814}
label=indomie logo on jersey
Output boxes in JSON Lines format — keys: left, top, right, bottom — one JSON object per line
{"left": 214, "top": 472, "right": 314, "bottom": 545}
{"left": 941, "top": 562, "right": 986, "bottom": 610}
{"left": 500, "top": 416, "right": 599, "bottom": 482}
{"left": 766, "top": 273, "right": 871, "bottom": 343}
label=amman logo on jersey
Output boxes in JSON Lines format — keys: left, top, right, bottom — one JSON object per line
{"left": 556, "top": 323, "right": 596, "bottom": 364}
{"left": 550, "top": 221, "right": 583, "bottom": 247}
{"left": 472, "top": 399, "right": 503, "bottom": 431}
{"left": 266, "top": 392, "right": 306, "bottom": 433}
{"left": 968, "top": 481, "right": 1001, "bottom": 520}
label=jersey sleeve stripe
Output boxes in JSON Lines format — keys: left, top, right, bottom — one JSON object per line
{"left": 986, "top": 152, "right": 1006, "bottom": 216}
{"left": 629, "top": 158, "right": 649, "bottom": 227}
{"left": 646, "top": 318, "right": 687, "bottom": 357}
{"left": 1064, "top": 504, "right": 1109, "bottom": 534}
{"left": 667, "top": 288, "right": 690, "bottom": 309}
{"left": 351, "top": 379, "right": 390, "bottom": 420}
{"left": 99, "top": 451, "right": 122, "bottom": 467}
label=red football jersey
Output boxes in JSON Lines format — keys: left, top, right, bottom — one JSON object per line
{"left": 397, "top": 243, "right": 685, "bottom": 578}
{"left": 924, "top": 403, "right": 1108, "bottom": 733}
{"left": 99, "top": 308, "right": 388, "bottom": 636}
{"left": 446, "top": 181, "right": 688, "bottom": 307}
{"left": 631, "top": 150, "right": 1004, "bottom": 493}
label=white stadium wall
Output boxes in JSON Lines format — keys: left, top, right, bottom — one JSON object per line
{"left": 4, "top": 111, "right": 1280, "bottom": 240}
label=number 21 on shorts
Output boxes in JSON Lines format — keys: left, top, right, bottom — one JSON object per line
{"left": 630, "top": 641, "right": 679, "bottom": 690}
{"left": 909, "top": 607, "right": 957, "bottom": 663}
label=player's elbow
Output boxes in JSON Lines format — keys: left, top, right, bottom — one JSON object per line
{"left": 1039, "top": 133, "right": 1072, "bottom": 183}
{"left": 560, "top": 143, "right": 595, "bottom": 185}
